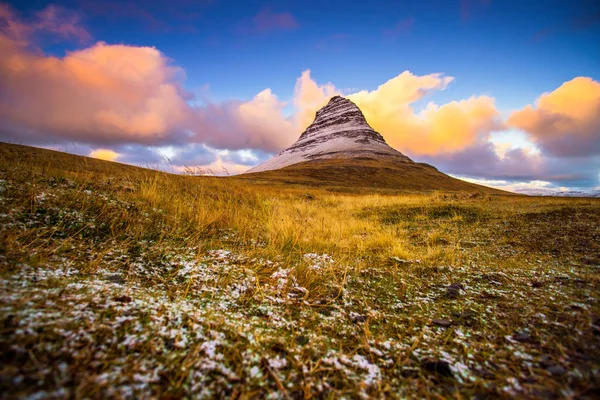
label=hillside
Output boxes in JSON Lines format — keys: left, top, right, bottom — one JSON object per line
{"left": 1, "top": 142, "right": 599, "bottom": 399}
{"left": 241, "top": 157, "right": 507, "bottom": 194}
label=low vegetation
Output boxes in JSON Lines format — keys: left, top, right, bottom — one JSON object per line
{"left": 1, "top": 143, "right": 599, "bottom": 399}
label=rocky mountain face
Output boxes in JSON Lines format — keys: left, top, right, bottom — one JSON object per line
{"left": 246, "top": 96, "right": 412, "bottom": 173}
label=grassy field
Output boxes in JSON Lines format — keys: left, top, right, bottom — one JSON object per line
{"left": 238, "top": 157, "right": 506, "bottom": 194}
{"left": 1, "top": 142, "right": 599, "bottom": 399}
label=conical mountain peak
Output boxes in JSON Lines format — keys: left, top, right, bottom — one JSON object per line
{"left": 245, "top": 96, "right": 412, "bottom": 173}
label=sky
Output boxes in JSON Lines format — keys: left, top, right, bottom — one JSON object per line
{"left": 0, "top": 0, "right": 599, "bottom": 192}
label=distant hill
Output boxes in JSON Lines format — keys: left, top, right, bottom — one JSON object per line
{"left": 515, "top": 189, "right": 600, "bottom": 198}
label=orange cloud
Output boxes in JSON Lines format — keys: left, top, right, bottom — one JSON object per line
{"left": 293, "top": 70, "right": 502, "bottom": 156}
{"left": 0, "top": 3, "right": 297, "bottom": 153}
{"left": 384, "top": 95, "right": 502, "bottom": 155}
{"left": 0, "top": 35, "right": 189, "bottom": 144}
{"left": 293, "top": 70, "right": 340, "bottom": 130}
{"left": 508, "top": 77, "right": 600, "bottom": 157}
{"left": 236, "top": 89, "right": 297, "bottom": 150}
{"left": 33, "top": 5, "right": 92, "bottom": 43}
{"left": 89, "top": 148, "right": 120, "bottom": 161}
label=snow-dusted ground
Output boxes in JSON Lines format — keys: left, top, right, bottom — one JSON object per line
{"left": 1, "top": 170, "right": 599, "bottom": 398}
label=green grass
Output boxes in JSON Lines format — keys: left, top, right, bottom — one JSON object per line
{"left": 0, "top": 142, "right": 599, "bottom": 399}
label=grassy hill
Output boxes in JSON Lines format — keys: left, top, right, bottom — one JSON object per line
{"left": 238, "top": 157, "right": 508, "bottom": 194}
{"left": 1, "top": 142, "right": 599, "bottom": 399}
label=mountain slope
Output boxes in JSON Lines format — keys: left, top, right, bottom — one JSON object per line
{"left": 240, "top": 157, "right": 507, "bottom": 193}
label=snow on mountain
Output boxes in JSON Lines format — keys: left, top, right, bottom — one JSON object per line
{"left": 245, "top": 96, "right": 412, "bottom": 173}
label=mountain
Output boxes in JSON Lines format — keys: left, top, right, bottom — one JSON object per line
{"left": 246, "top": 95, "right": 410, "bottom": 173}
{"left": 243, "top": 96, "right": 506, "bottom": 194}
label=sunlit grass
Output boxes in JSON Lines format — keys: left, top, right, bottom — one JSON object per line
{"left": 1, "top": 143, "right": 599, "bottom": 398}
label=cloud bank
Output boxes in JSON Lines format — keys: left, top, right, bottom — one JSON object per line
{"left": 509, "top": 77, "right": 600, "bottom": 157}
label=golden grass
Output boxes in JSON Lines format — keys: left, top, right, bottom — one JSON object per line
{"left": 1, "top": 142, "right": 599, "bottom": 399}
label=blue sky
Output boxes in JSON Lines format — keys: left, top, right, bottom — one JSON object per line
{"left": 11, "top": 0, "right": 599, "bottom": 104}
{"left": 1, "top": 0, "right": 599, "bottom": 191}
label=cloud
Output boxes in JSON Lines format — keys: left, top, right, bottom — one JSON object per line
{"left": 34, "top": 5, "right": 92, "bottom": 43}
{"left": 454, "top": 176, "right": 566, "bottom": 193}
{"left": 284, "top": 69, "right": 502, "bottom": 157}
{"left": 383, "top": 17, "right": 414, "bottom": 38}
{"left": 0, "top": 4, "right": 295, "bottom": 153}
{"left": 0, "top": 4, "right": 504, "bottom": 162}
{"left": 425, "top": 141, "right": 600, "bottom": 187}
{"left": 293, "top": 70, "right": 340, "bottom": 130}
{"left": 290, "top": 71, "right": 599, "bottom": 187}
{"left": 345, "top": 71, "right": 503, "bottom": 156}
{"left": 89, "top": 148, "right": 120, "bottom": 161}
{"left": 168, "top": 144, "right": 217, "bottom": 166}
{"left": 508, "top": 77, "right": 600, "bottom": 157}
{"left": 190, "top": 89, "right": 297, "bottom": 152}
{"left": 79, "top": 0, "right": 207, "bottom": 34}
{"left": 0, "top": 3, "right": 91, "bottom": 44}
{"left": 0, "top": 39, "right": 190, "bottom": 145}
{"left": 246, "top": 8, "right": 299, "bottom": 33}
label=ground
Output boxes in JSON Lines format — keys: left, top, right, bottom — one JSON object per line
{"left": 1, "top": 143, "right": 599, "bottom": 399}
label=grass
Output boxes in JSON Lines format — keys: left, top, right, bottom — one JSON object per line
{"left": 238, "top": 157, "right": 508, "bottom": 194}
{"left": 1, "top": 142, "right": 599, "bottom": 399}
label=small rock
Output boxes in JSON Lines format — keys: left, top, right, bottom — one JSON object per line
{"left": 106, "top": 275, "right": 126, "bottom": 284}
{"left": 547, "top": 365, "right": 566, "bottom": 376}
{"left": 400, "top": 367, "right": 420, "bottom": 378}
{"left": 539, "top": 355, "right": 553, "bottom": 368}
{"left": 432, "top": 319, "right": 452, "bottom": 327}
{"left": 350, "top": 313, "right": 367, "bottom": 323}
{"left": 447, "top": 283, "right": 463, "bottom": 298}
{"left": 512, "top": 332, "right": 531, "bottom": 342}
{"left": 531, "top": 280, "right": 544, "bottom": 288}
{"left": 295, "top": 335, "right": 309, "bottom": 346}
{"left": 474, "top": 367, "right": 495, "bottom": 379}
{"left": 317, "top": 308, "right": 332, "bottom": 316}
{"left": 421, "top": 360, "right": 453, "bottom": 377}
{"left": 270, "top": 342, "right": 287, "bottom": 354}
{"left": 390, "top": 257, "right": 409, "bottom": 264}
{"left": 113, "top": 295, "right": 132, "bottom": 303}
{"left": 451, "top": 311, "right": 476, "bottom": 319}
